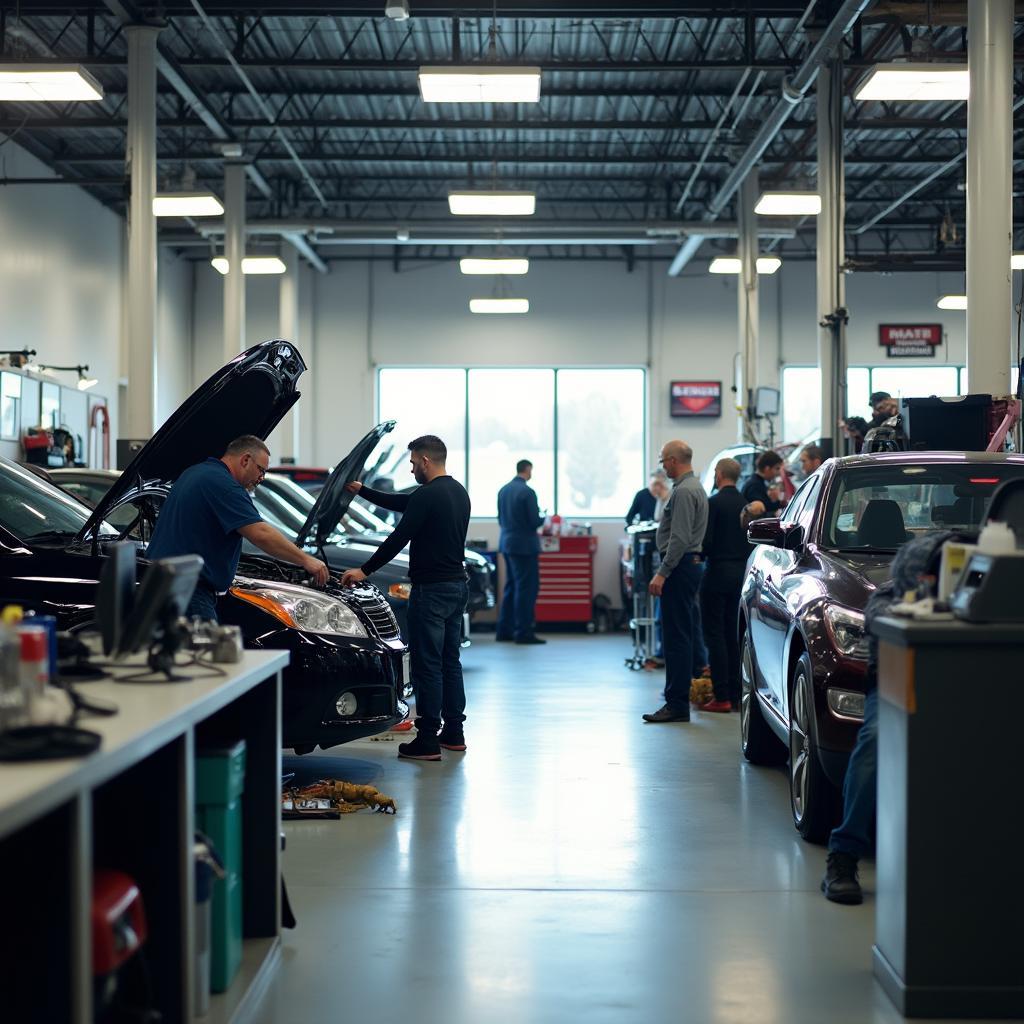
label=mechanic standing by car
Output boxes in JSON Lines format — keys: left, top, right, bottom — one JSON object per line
{"left": 741, "top": 451, "right": 786, "bottom": 516}
{"left": 496, "top": 459, "right": 546, "bottom": 645}
{"left": 145, "top": 435, "right": 329, "bottom": 621}
{"left": 342, "top": 435, "right": 471, "bottom": 762}
{"left": 799, "top": 444, "right": 824, "bottom": 477}
{"left": 698, "top": 458, "right": 750, "bottom": 714}
{"left": 643, "top": 440, "right": 708, "bottom": 724}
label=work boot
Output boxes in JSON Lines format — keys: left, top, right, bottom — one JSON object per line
{"left": 398, "top": 734, "right": 442, "bottom": 761}
{"left": 821, "top": 851, "right": 863, "bottom": 905}
{"left": 437, "top": 724, "right": 467, "bottom": 751}
{"left": 642, "top": 703, "right": 690, "bottom": 723}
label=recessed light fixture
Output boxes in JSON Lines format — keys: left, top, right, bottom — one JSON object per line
{"left": 0, "top": 64, "right": 103, "bottom": 101}
{"left": 419, "top": 66, "right": 541, "bottom": 103}
{"left": 755, "top": 191, "right": 822, "bottom": 216}
{"left": 708, "top": 256, "right": 782, "bottom": 275}
{"left": 211, "top": 256, "right": 287, "bottom": 275}
{"left": 937, "top": 294, "right": 967, "bottom": 310}
{"left": 152, "top": 192, "right": 225, "bottom": 217}
{"left": 448, "top": 191, "right": 536, "bottom": 216}
{"left": 469, "top": 298, "right": 530, "bottom": 314}
{"left": 854, "top": 62, "right": 968, "bottom": 102}
{"left": 460, "top": 258, "right": 530, "bottom": 275}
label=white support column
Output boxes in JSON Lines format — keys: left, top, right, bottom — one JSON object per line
{"left": 123, "top": 24, "right": 160, "bottom": 440}
{"left": 737, "top": 171, "right": 759, "bottom": 442}
{"left": 271, "top": 254, "right": 303, "bottom": 464}
{"left": 223, "top": 159, "right": 247, "bottom": 360}
{"left": 967, "top": 0, "right": 1013, "bottom": 396}
{"left": 816, "top": 59, "right": 846, "bottom": 458}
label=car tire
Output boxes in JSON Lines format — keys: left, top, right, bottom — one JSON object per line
{"left": 788, "top": 652, "right": 839, "bottom": 844}
{"left": 740, "top": 629, "right": 788, "bottom": 766}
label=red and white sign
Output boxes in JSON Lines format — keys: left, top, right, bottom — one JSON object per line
{"left": 879, "top": 324, "right": 943, "bottom": 359}
{"left": 671, "top": 380, "right": 722, "bottom": 418}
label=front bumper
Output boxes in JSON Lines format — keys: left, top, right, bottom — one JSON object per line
{"left": 808, "top": 643, "right": 868, "bottom": 785}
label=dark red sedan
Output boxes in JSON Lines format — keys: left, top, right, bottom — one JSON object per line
{"left": 739, "top": 451, "right": 1024, "bottom": 841}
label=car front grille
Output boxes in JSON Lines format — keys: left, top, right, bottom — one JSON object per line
{"left": 349, "top": 589, "right": 401, "bottom": 641}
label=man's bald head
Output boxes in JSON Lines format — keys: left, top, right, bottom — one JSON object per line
{"left": 659, "top": 440, "right": 693, "bottom": 480}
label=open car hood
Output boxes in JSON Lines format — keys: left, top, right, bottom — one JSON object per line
{"left": 76, "top": 340, "right": 306, "bottom": 543}
{"left": 295, "top": 421, "right": 396, "bottom": 551}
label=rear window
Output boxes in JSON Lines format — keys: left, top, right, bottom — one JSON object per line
{"left": 823, "top": 463, "right": 1024, "bottom": 551}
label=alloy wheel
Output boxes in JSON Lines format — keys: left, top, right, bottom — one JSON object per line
{"left": 740, "top": 638, "right": 754, "bottom": 749}
{"left": 789, "top": 669, "right": 811, "bottom": 824}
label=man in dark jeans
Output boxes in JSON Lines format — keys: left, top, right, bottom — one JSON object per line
{"left": 496, "top": 458, "right": 546, "bottom": 644}
{"left": 342, "top": 435, "right": 471, "bottom": 761}
{"left": 698, "top": 458, "right": 751, "bottom": 713}
{"left": 643, "top": 440, "right": 708, "bottom": 723}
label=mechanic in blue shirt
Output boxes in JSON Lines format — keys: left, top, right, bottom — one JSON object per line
{"left": 146, "top": 435, "right": 329, "bottom": 621}
{"left": 496, "top": 459, "right": 546, "bottom": 645}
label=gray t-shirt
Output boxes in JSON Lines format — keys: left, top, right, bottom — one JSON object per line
{"left": 656, "top": 471, "right": 709, "bottom": 578}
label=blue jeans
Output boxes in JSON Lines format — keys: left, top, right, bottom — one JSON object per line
{"left": 828, "top": 688, "right": 878, "bottom": 859}
{"left": 185, "top": 584, "right": 219, "bottom": 622}
{"left": 691, "top": 566, "right": 709, "bottom": 673}
{"left": 661, "top": 557, "right": 704, "bottom": 712}
{"left": 497, "top": 553, "right": 540, "bottom": 640}
{"left": 408, "top": 580, "right": 469, "bottom": 734}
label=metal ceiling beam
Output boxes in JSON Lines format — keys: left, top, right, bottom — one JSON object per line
{"left": 23, "top": 2, "right": 814, "bottom": 14}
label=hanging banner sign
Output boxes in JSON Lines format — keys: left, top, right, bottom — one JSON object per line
{"left": 879, "top": 324, "right": 942, "bottom": 359}
{"left": 671, "top": 380, "right": 722, "bottom": 418}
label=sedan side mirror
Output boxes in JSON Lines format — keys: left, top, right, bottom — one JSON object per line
{"left": 747, "top": 518, "right": 804, "bottom": 550}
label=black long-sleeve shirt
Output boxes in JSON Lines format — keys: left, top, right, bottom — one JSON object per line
{"left": 741, "top": 473, "right": 784, "bottom": 514}
{"left": 359, "top": 477, "right": 471, "bottom": 584}
{"left": 701, "top": 485, "right": 753, "bottom": 565}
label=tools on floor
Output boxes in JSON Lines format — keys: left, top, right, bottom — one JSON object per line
{"left": 282, "top": 779, "right": 397, "bottom": 819}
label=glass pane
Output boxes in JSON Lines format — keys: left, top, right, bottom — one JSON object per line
{"left": 0, "top": 372, "right": 21, "bottom": 440}
{"left": 846, "top": 367, "right": 871, "bottom": 421}
{"left": 467, "top": 369, "right": 554, "bottom": 518}
{"left": 869, "top": 366, "right": 959, "bottom": 403}
{"left": 40, "top": 382, "right": 60, "bottom": 431}
{"left": 781, "top": 366, "right": 821, "bottom": 443}
{"left": 556, "top": 368, "right": 645, "bottom": 518}
{"left": 377, "top": 369, "right": 467, "bottom": 489}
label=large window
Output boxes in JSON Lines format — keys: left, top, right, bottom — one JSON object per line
{"left": 377, "top": 367, "right": 646, "bottom": 518}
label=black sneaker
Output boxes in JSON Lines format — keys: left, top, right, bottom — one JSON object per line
{"left": 515, "top": 635, "right": 547, "bottom": 645}
{"left": 437, "top": 727, "right": 467, "bottom": 752}
{"left": 821, "top": 851, "right": 863, "bottom": 905}
{"left": 398, "top": 735, "right": 442, "bottom": 761}
{"left": 495, "top": 635, "right": 515, "bottom": 642}
{"left": 642, "top": 703, "right": 690, "bottom": 723}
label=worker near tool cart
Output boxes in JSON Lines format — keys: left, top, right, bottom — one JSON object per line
{"left": 342, "top": 435, "right": 472, "bottom": 763}
{"left": 497, "top": 459, "right": 547, "bottom": 645}
{"left": 643, "top": 439, "right": 708, "bottom": 724}
{"left": 146, "top": 435, "right": 329, "bottom": 622}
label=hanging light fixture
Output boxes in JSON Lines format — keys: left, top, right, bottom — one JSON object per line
{"left": 755, "top": 191, "right": 822, "bottom": 216}
{"left": 937, "top": 294, "right": 967, "bottom": 310}
{"left": 33, "top": 364, "right": 98, "bottom": 389}
{"left": 419, "top": 66, "right": 541, "bottom": 103}
{"left": 448, "top": 191, "right": 536, "bottom": 216}
{"left": 211, "top": 256, "right": 287, "bottom": 275}
{"left": 0, "top": 64, "right": 103, "bottom": 101}
{"left": 854, "top": 62, "right": 968, "bottom": 102}
{"left": 470, "top": 298, "right": 529, "bottom": 314}
{"left": 460, "top": 257, "right": 529, "bottom": 275}
{"left": 708, "top": 256, "right": 782, "bottom": 275}
{"left": 153, "top": 192, "right": 225, "bottom": 217}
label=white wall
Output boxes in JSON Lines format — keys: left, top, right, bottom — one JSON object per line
{"left": 156, "top": 250, "right": 194, "bottom": 427}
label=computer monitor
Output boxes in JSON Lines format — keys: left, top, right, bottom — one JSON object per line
{"left": 118, "top": 556, "right": 203, "bottom": 664}
{"left": 754, "top": 386, "right": 780, "bottom": 417}
{"left": 96, "top": 542, "right": 137, "bottom": 656}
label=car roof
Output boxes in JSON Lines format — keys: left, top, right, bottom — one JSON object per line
{"left": 832, "top": 451, "right": 1024, "bottom": 469}
{"left": 50, "top": 468, "right": 121, "bottom": 479}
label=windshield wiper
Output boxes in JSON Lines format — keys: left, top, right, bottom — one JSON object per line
{"left": 25, "top": 529, "right": 83, "bottom": 545}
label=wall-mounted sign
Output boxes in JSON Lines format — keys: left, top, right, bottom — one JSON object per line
{"left": 879, "top": 323, "right": 942, "bottom": 359}
{"left": 671, "top": 380, "right": 722, "bottom": 418}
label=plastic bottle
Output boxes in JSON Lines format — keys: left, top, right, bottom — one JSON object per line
{"left": 551, "top": 514, "right": 562, "bottom": 537}
{"left": 0, "top": 618, "right": 23, "bottom": 730}
{"left": 19, "top": 626, "right": 49, "bottom": 709}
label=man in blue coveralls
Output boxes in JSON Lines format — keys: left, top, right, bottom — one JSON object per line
{"left": 496, "top": 459, "right": 546, "bottom": 645}
{"left": 146, "top": 435, "right": 329, "bottom": 621}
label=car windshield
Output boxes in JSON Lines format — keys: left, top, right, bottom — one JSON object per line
{"left": 0, "top": 459, "right": 116, "bottom": 541}
{"left": 823, "top": 463, "right": 1024, "bottom": 550}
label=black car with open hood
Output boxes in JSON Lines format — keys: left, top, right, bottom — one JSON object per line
{"left": 9, "top": 340, "right": 408, "bottom": 752}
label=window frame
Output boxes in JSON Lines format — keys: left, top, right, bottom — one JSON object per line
{"left": 376, "top": 365, "right": 648, "bottom": 520}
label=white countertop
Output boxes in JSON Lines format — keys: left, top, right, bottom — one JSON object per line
{"left": 0, "top": 648, "right": 289, "bottom": 840}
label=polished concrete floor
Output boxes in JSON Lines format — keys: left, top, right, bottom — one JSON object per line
{"left": 253, "top": 634, "right": 990, "bottom": 1024}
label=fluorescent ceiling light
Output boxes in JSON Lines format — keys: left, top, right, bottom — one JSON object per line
{"left": 937, "top": 294, "right": 967, "bottom": 310}
{"left": 460, "top": 257, "right": 530, "bottom": 275}
{"left": 469, "top": 298, "right": 530, "bottom": 314}
{"left": 0, "top": 64, "right": 103, "bottom": 101}
{"left": 708, "top": 256, "right": 782, "bottom": 275}
{"left": 211, "top": 256, "right": 287, "bottom": 275}
{"left": 854, "top": 62, "right": 968, "bottom": 102}
{"left": 755, "top": 191, "right": 822, "bottom": 216}
{"left": 1012, "top": 253, "right": 1024, "bottom": 270}
{"left": 152, "top": 192, "right": 224, "bottom": 217}
{"left": 448, "top": 191, "right": 536, "bottom": 216}
{"left": 419, "top": 66, "right": 541, "bottom": 103}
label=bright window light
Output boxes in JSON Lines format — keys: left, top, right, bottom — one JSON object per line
{"left": 448, "top": 191, "right": 536, "bottom": 216}
{"left": 211, "top": 256, "right": 287, "bottom": 275}
{"left": 708, "top": 256, "right": 782, "bottom": 275}
{"left": 1012, "top": 253, "right": 1024, "bottom": 270}
{"left": 0, "top": 64, "right": 103, "bottom": 101}
{"left": 459, "top": 257, "right": 530, "bottom": 275}
{"left": 937, "top": 294, "right": 967, "bottom": 310}
{"left": 419, "top": 66, "right": 541, "bottom": 103}
{"left": 469, "top": 298, "right": 530, "bottom": 314}
{"left": 854, "top": 63, "right": 968, "bottom": 102}
{"left": 152, "top": 192, "right": 224, "bottom": 217}
{"left": 755, "top": 191, "right": 822, "bottom": 216}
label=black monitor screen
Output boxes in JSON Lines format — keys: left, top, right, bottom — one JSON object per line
{"left": 96, "top": 542, "right": 137, "bottom": 656}
{"left": 118, "top": 556, "right": 203, "bottom": 658}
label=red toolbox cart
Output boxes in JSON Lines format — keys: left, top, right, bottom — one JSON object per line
{"left": 536, "top": 535, "right": 598, "bottom": 629}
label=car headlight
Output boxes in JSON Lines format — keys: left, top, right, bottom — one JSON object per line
{"left": 229, "top": 585, "right": 367, "bottom": 638}
{"left": 388, "top": 583, "right": 412, "bottom": 601}
{"left": 823, "top": 604, "right": 868, "bottom": 658}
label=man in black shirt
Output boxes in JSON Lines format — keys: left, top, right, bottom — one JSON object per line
{"left": 700, "top": 458, "right": 752, "bottom": 712}
{"left": 741, "top": 450, "right": 785, "bottom": 516}
{"left": 342, "top": 435, "right": 471, "bottom": 761}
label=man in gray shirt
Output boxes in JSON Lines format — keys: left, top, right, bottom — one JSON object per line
{"left": 643, "top": 439, "right": 709, "bottom": 723}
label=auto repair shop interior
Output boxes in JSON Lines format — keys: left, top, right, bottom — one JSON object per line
{"left": 1, "top": 2, "right": 1023, "bottom": 1022}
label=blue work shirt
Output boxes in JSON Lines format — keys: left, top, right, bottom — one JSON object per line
{"left": 497, "top": 476, "right": 544, "bottom": 555}
{"left": 146, "top": 458, "right": 262, "bottom": 592}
